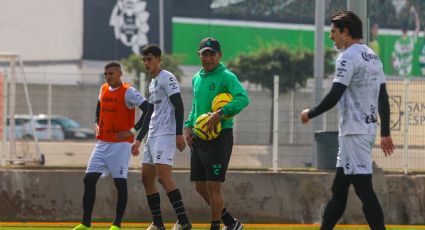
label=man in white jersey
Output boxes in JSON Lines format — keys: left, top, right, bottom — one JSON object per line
{"left": 391, "top": 6, "right": 420, "bottom": 77}
{"left": 73, "top": 61, "right": 149, "bottom": 230}
{"left": 119, "top": 44, "right": 191, "bottom": 230}
{"left": 300, "top": 10, "right": 394, "bottom": 230}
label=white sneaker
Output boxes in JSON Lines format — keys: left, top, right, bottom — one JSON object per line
{"left": 146, "top": 223, "right": 166, "bottom": 230}
{"left": 171, "top": 221, "right": 192, "bottom": 230}
{"left": 222, "top": 219, "right": 243, "bottom": 230}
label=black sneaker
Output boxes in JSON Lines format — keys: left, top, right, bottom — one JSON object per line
{"left": 221, "top": 219, "right": 243, "bottom": 230}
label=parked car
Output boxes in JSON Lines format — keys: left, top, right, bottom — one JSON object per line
{"left": 37, "top": 115, "right": 95, "bottom": 140}
{"left": 6, "top": 115, "right": 65, "bottom": 141}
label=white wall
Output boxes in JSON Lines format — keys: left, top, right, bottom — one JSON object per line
{"left": 0, "top": 0, "right": 83, "bottom": 61}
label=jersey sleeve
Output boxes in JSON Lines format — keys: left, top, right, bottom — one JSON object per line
{"left": 333, "top": 56, "right": 355, "bottom": 87}
{"left": 125, "top": 87, "right": 146, "bottom": 108}
{"left": 221, "top": 72, "right": 250, "bottom": 117}
{"left": 162, "top": 73, "right": 181, "bottom": 96}
{"left": 98, "top": 87, "right": 102, "bottom": 101}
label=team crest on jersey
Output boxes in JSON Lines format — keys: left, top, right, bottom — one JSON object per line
{"left": 209, "top": 83, "right": 216, "bottom": 90}
{"left": 109, "top": 0, "right": 150, "bottom": 54}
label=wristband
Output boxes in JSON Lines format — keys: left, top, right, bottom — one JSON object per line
{"left": 218, "top": 109, "right": 225, "bottom": 118}
{"left": 130, "top": 128, "right": 137, "bottom": 135}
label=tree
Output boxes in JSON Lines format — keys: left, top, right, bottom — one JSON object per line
{"left": 227, "top": 45, "right": 335, "bottom": 143}
{"left": 120, "top": 53, "right": 184, "bottom": 96}
{"left": 227, "top": 45, "right": 335, "bottom": 94}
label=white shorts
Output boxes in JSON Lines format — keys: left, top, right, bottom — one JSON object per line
{"left": 336, "top": 134, "right": 376, "bottom": 175}
{"left": 142, "top": 135, "right": 176, "bottom": 166}
{"left": 86, "top": 141, "right": 131, "bottom": 178}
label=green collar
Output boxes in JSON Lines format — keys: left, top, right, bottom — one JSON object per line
{"left": 199, "top": 62, "right": 225, "bottom": 77}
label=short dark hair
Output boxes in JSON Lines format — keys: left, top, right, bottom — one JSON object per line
{"left": 330, "top": 10, "right": 363, "bottom": 39}
{"left": 105, "top": 61, "right": 121, "bottom": 69}
{"left": 142, "top": 44, "right": 162, "bottom": 57}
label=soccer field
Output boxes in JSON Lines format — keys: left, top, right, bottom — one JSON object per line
{"left": 1, "top": 223, "right": 425, "bottom": 230}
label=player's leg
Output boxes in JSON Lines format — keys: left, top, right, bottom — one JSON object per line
{"left": 80, "top": 172, "right": 102, "bottom": 228}
{"left": 142, "top": 137, "right": 165, "bottom": 230}
{"left": 320, "top": 167, "right": 351, "bottom": 230}
{"left": 350, "top": 134, "right": 385, "bottom": 230}
{"left": 143, "top": 163, "right": 165, "bottom": 229}
{"left": 191, "top": 137, "right": 209, "bottom": 203}
{"left": 111, "top": 178, "right": 127, "bottom": 228}
{"left": 352, "top": 174, "right": 386, "bottom": 230}
{"left": 204, "top": 129, "right": 241, "bottom": 230}
{"left": 76, "top": 142, "right": 108, "bottom": 229}
{"left": 192, "top": 180, "right": 236, "bottom": 229}
{"left": 206, "top": 181, "right": 223, "bottom": 230}
{"left": 153, "top": 135, "right": 191, "bottom": 229}
{"left": 195, "top": 181, "right": 210, "bottom": 204}
{"left": 105, "top": 142, "right": 131, "bottom": 229}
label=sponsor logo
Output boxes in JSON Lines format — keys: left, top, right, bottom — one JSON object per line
{"left": 365, "top": 105, "right": 378, "bottom": 124}
{"left": 102, "top": 97, "right": 118, "bottom": 103}
{"left": 361, "top": 52, "right": 379, "bottom": 62}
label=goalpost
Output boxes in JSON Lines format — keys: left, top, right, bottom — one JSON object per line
{"left": 0, "top": 52, "right": 44, "bottom": 166}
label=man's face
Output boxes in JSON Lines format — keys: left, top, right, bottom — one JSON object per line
{"left": 142, "top": 53, "right": 161, "bottom": 76}
{"left": 199, "top": 50, "right": 222, "bottom": 72}
{"left": 104, "top": 66, "right": 122, "bottom": 88}
{"left": 330, "top": 23, "right": 348, "bottom": 50}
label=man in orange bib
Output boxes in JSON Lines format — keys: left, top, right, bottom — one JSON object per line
{"left": 73, "top": 61, "right": 151, "bottom": 230}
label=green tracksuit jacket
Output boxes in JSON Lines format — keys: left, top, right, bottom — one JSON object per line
{"left": 184, "top": 62, "right": 249, "bottom": 129}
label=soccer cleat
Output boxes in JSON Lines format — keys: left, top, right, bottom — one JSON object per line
{"left": 146, "top": 223, "right": 166, "bottom": 230}
{"left": 171, "top": 220, "right": 192, "bottom": 230}
{"left": 221, "top": 219, "right": 243, "bottom": 230}
{"left": 72, "top": 224, "right": 92, "bottom": 230}
{"left": 109, "top": 225, "right": 121, "bottom": 230}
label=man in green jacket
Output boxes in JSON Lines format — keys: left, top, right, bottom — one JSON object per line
{"left": 184, "top": 37, "right": 249, "bottom": 230}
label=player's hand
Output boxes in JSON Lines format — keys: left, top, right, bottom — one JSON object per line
{"left": 94, "top": 124, "right": 99, "bottom": 136}
{"left": 300, "top": 109, "right": 310, "bottom": 124}
{"left": 381, "top": 136, "right": 395, "bottom": 157}
{"left": 116, "top": 130, "right": 133, "bottom": 140}
{"left": 184, "top": 127, "right": 194, "bottom": 150}
{"left": 176, "top": 135, "right": 186, "bottom": 152}
{"left": 131, "top": 140, "right": 142, "bottom": 156}
{"left": 205, "top": 112, "right": 220, "bottom": 133}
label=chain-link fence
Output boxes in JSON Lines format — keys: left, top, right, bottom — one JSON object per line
{"left": 0, "top": 71, "right": 424, "bottom": 172}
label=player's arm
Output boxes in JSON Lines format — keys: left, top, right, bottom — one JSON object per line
{"left": 170, "top": 93, "right": 184, "bottom": 135}
{"left": 378, "top": 83, "right": 394, "bottom": 156}
{"left": 128, "top": 102, "right": 154, "bottom": 156}
{"left": 412, "top": 6, "right": 420, "bottom": 36}
{"left": 94, "top": 101, "right": 100, "bottom": 135}
{"left": 220, "top": 73, "right": 250, "bottom": 117}
{"left": 95, "top": 101, "right": 100, "bottom": 124}
{"left": 134, "top": 102, "right": 154, "bottom": 141}
{"left": 307, "top": 82, "right": 347, "bottom": 119}
{"left": 170, "top": 92, "right": 186, "bottom": 151}
{"left": 184, "top": 79, "right": 196, "bottom": 149}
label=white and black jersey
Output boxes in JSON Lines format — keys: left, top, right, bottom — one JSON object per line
{"left": 333, "top": 44, "right": 386, "bottom": 136}
{"left": 148, "top": 70, "right": 181, "bottom": 137}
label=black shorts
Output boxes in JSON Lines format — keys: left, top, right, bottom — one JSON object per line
{"left": 190, "top": 128, "right": 233, "bottom": 182}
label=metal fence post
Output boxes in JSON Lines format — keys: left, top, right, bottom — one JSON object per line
{"left": 272, "top": 75, "right": 279, "bottom": 172}
{"left": 403, "top": 78, "right": 410, "bottom": 174}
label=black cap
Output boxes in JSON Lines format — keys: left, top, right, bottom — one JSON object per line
{"left": 198, "top": 37, "right": 221, "bottom": 53}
